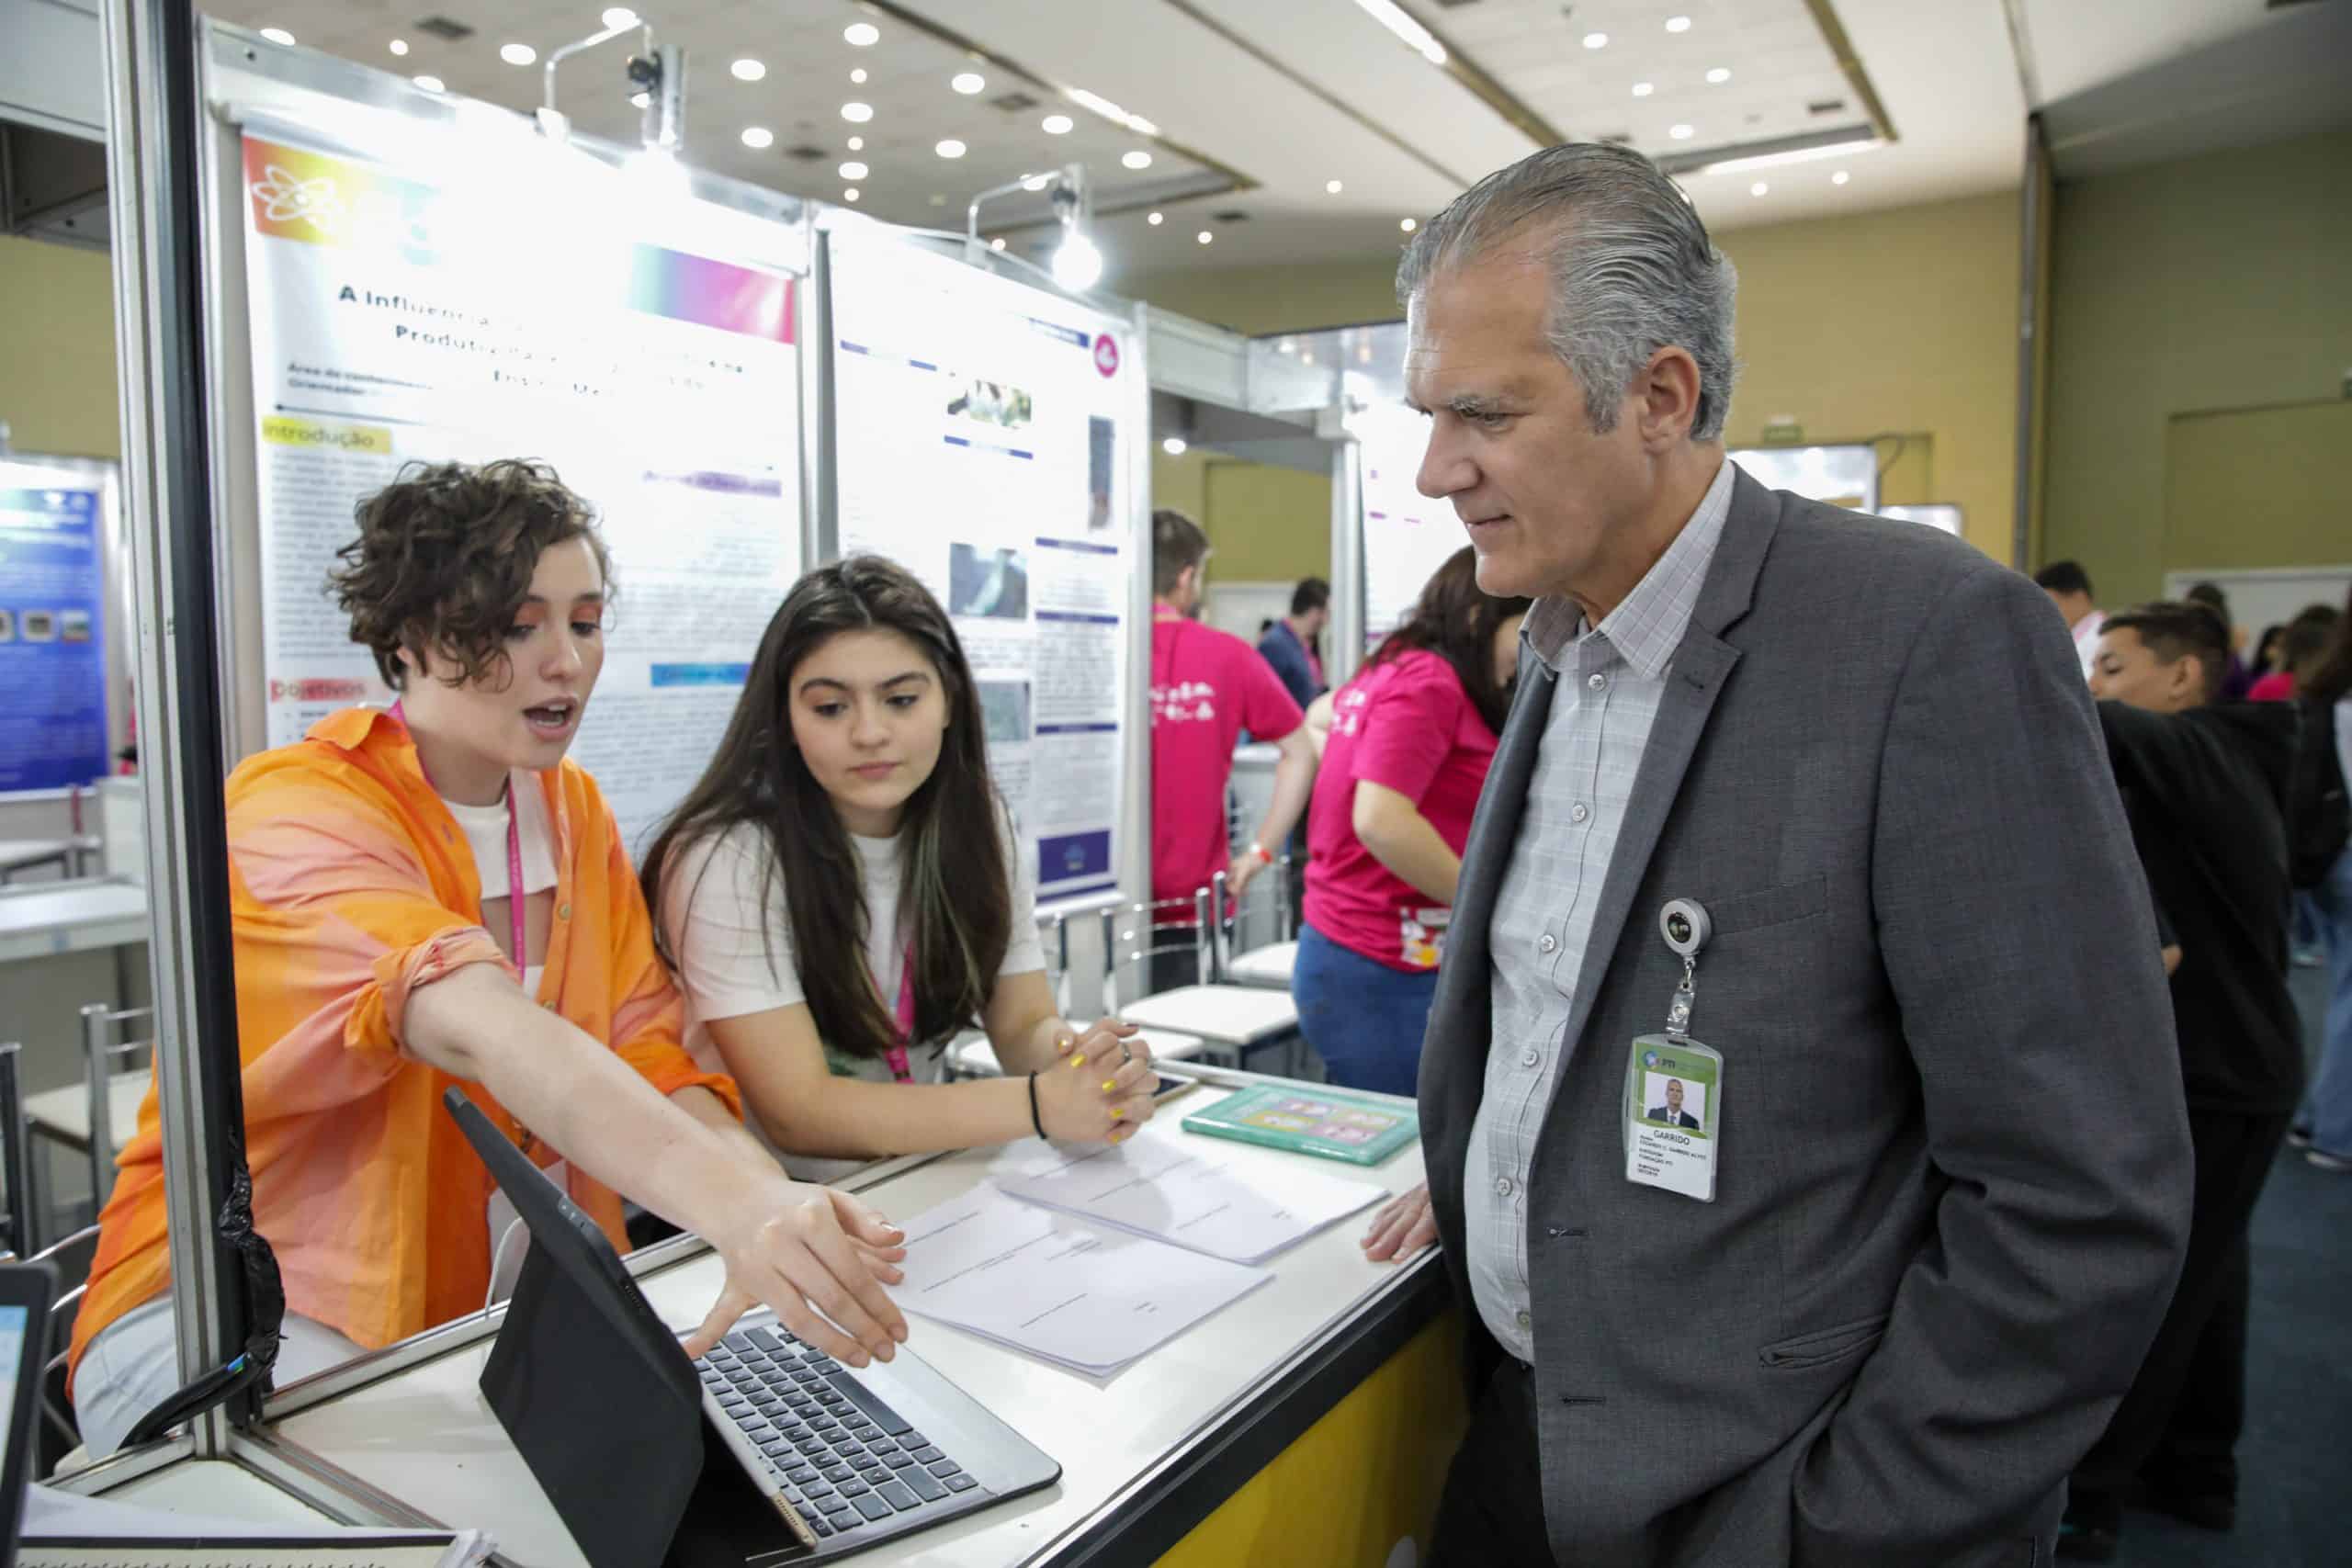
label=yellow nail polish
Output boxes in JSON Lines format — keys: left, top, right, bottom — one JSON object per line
{"left": 1069, "top": 1053, "right": 1087, "bottom": 1068}
{"left": 1111, "top": 1107, "right": 1124, "bottom": 1121}
{"left": 1102, "top": 1079, "right": 1117, "bottom": 1092}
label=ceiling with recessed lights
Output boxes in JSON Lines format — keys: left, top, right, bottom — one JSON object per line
{"left": 182, "top": 0, "right": 2320, "bottom": 285}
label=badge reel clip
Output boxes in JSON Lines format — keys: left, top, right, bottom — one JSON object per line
{"left": 1660, "top": 897, "right": 1711, "bottom": 1041}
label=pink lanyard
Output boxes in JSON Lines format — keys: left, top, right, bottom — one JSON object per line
{"left": 879, "top": 942, "right": 917, "bottom": 1084}
{"left": 392, "top": 703, "right": 528, "bottom": 968}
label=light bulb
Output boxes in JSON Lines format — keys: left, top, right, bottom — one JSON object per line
{"left": 500, "top": 42, "right": 537, "bottom": 67}
{"left": 389, "top": 38, "right": 408, "bottom": 56}
{"left": 844, "top": 22, "right": 879, "bottom": 46}
{"left": 731, "top": 58, "right": 766, "bottom": 82}
{"left": 1052, "top": 233, "right": 1103, "bottom": 290}
{"left": 1161, "top": 436, "right": 1188, "bottom": 457}
{"left": 1043, "top": 114, "right": 1073, "bottom": 135}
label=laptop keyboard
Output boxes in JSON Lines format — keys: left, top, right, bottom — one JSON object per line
{"left": 696, "top": 1324, "right": 983, "bottom": 1543}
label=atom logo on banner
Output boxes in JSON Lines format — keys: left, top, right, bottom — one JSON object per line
{"left": 1093, "top": 332, "right": 1120, "bottom": 378}
{"left": 250, "top": 164, "right": 345, "bottom": 234}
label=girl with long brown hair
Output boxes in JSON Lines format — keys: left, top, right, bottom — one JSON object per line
{"left": 642, "top": 556, "right": 1153, "bottom": 1174}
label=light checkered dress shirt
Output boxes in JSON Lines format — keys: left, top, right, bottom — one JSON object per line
{"left": 1464, "top": 457, "right": 1736, "bottom": 1363}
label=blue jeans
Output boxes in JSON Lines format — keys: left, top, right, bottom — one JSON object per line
{"left": 2300, "top": 848, "right": 2352, "bottom": 1158}
{"left": 1291, "top": 923, "right": 1438, "bottom": 1098}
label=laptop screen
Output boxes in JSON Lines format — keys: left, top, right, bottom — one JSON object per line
{"left": 0, "top": 1306, "right": 23, "bottom": 1475}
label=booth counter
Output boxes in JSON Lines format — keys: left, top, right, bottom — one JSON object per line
{"left": 59, "top": 1065, "right": 1462, "bottom": 1565}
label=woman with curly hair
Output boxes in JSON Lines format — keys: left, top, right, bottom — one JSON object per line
{"left": 69, "top": 460, "right": 907, "bottom": 1457}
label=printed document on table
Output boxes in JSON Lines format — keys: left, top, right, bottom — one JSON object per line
{"left": 893, "top": 1184, "right": 1268, "bottom": 1375}
{"left": 990, "top": 1137, "right": 1385, "bottom": 1265}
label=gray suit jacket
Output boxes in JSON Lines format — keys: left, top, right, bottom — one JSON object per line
{"left": 1420, "top": 471, "right": 2192, "bottom": 1567}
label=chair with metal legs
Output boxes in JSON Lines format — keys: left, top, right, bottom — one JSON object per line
{"left": 945, "top": 909, "right": 1209, "bottom": 1080}
{"left": 1112, "top": 884, "right": 1305, "bottom": 1076}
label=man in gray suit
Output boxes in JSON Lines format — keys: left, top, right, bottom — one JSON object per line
{"left": 1357, "top": 144, "right": 2192, "bottom": 1566}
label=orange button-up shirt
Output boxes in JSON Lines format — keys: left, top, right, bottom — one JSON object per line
{"left": 71, "top": 706, "right": 739, "bottom": 1381}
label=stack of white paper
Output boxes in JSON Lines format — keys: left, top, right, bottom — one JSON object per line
{"left": 892, "top": 1185, "right": 1269, "bottom": 1376}
{"left": 990, "top": 1138, "right": 1385, "bottom": 1265}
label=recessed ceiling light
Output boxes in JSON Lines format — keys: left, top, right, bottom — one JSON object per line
{"left": 1751, "top": 181, "right": 1769, "bottom": 196}
{"left": 935, "top": 139, "right": 967, "bottom": 159}
{"left": 1351, "top": 0, "right": 1447, "bottom": 65}
{"left": 842, "top": 102, "right": 874, "bottom": 122}
{"left": 731, "top": 58, "right": 765, "bottom": 82}
{"left": 1400, "top": 217, "right": 1418, "bottom": 232}
{"left": 1326, "top": 179, "right": 1344, "bottom": 194}
{"left": 741, "top": 127, "right": 774, "bottom": 150}
{"left": 389, "top": 38, "right": 409, "bottom": 56}
{"left": 951, "top": 72, "right": 986, "bottom": 96}
{"left": 1196, "top": 230, "right": 1214, "bottom": 244}
{"left": 261, "top": 27, "right": 294, "bottom": 45}
{"left": 847, "top": 135, "right": 865, "bottom": 151}
{"left": 630, "top": 90, "right": 650, "bottom": 107}
{"left": 1632, "top": 81, "right": 1654, "bottom": 96}
{"left": 414, "top": 74, "right": 446, "bottom": 92}
{"left": 1707, "top": 67, "right": 1732, "bottom": 85}
{"left": 1162, "top": 436, "right": 1188, "bottom": 456}
{"left": 602, "top": 7, "right": 638, "bottom": 28}
{"left": 991, "top": 238, "right": 1007, "bottom": 251}
{"left": 1666, "top": 15, "right": 1692, "bottom": 33}
{"left": 1042, "top": 114, "right": 1074, "bottom": 135}
{"left": 1831, "top": 170, "right": 1850, "bottom": 186}
{"left": 1148, "top": 211, "right": 1164, "bottom": 225}
{"left": 844, "top": 22, "right": 879, "bottom": 46}
{"left": 1583, "top": 31, "right": 1608, "bottom": 50}
{"left": 836, "top": 161, "right": 865, "bottom": 180}
{"left": 850, "top": 67, "right": 867, "bottom": 84}
{"left": 1122, "top": 151, "right": 1153, "bottom": 170}
{"left": 1669, "top": 123, "right": 1694, "bottom": 140}
{"left": 500, "top": 42, "right": 537, "bottom": 66}
{"left": 844, "top": 187, "right": 860, "bottom": 202}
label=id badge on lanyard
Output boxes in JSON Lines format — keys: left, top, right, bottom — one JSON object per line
{"left": 1623, "top": 898, "right": 1724, "bottom": 1202}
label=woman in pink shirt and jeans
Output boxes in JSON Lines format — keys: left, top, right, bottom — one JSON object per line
{"left": 1294, "top": 547, "right": 1528, "bottom": 1094}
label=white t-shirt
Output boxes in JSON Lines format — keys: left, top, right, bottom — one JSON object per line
{"left": 441, "top": 772, "right": 560, "bottom": 998}
{"left": 660, "top": 810, "right": 1045, "bottom": 1089}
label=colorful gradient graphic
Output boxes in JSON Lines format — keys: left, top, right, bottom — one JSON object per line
{"left": 623, "top": 247, "right": 794, "bottom": 344}
{"left": 244, "top": 133, "right": 796, "bottom": 344}
{"left": 244, "top": 136, "right": 438, "bottom": 265}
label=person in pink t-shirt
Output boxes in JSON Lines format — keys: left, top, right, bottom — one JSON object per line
{"left": 1148, "top": 509, "right": 1313, "bottom": 992}
{"left": 1294, "top": 547, "right": 1529, "bottom": 1094}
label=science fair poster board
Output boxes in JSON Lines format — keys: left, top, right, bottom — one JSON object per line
{"left": 0, "top": 460, "right": 115, "bottom": 793}
{"left": 1351, "top": 403, "right": 1461, "bottom": 651}
{"left": 234, "top": 125, "right": 804, "bottom": 852}
{"left": 826, "top": 230, "right": 1138, "bottom": 911}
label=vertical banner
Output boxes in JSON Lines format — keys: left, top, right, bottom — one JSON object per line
{"left": 826, "top": 231, "right": 1136, "bottom": 909}
{"left": 0, "top": 472, "right": 109, "bottom": 792}
{"left": 237, "top": 129, "right": 804, "bottom": 851}
{"left": 1351, "top": 404, "right": 1459, "bottom": 650}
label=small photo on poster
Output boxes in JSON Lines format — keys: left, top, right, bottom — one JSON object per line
{"left": 950, "top": 543, "right": 1030, "bottom": 620}
{"left": 0, "top": 610, "right": 14, "bottom": 641}
{"left": 1087, "top": 415, "right": 1115, "bottom": 533}
{"left": 21, "top": 609, "right": 56, "bottom": 642}
{"left": 978, "top": 680, "right": 1033, "bottom": 745}
{"left": 944, "top": 378, "right": 1034, "bottom": 431}
{"left": 61, "top": 609, "right": 93, "bottom": 643}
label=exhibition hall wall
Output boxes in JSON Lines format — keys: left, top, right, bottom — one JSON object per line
{"left": 2043, "top": 126, "right": 2352, "bottom": 604}
{"left": 0, "top": 232, "right": 119, "bottom": 460}
{"left": 1132, "top": 187, "right": 2026, "bottom": 566}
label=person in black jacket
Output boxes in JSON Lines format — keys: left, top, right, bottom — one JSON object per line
{"left": 2061, "top": 601, "right": 2303, "bottom": 1560}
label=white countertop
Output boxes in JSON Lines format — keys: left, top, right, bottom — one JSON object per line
{"left": 270, "top": 1074, "right": 1431, "bottom": 1567}
{"left": 0, "top": 878, "right": 148, "bottom": 963}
